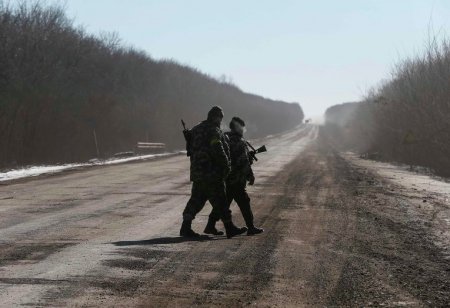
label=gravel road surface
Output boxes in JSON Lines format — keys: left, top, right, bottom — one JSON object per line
{"left": 0, "top": 125, "right": 448, "bottom": 307}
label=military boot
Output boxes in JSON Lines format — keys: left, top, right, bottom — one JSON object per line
{"left": 180, "top": 220, "right": 200, "bottom": 238}
{"left": 204, "top": 218, "right": 224, "bottom": 236}
{"left": 247, "top": 226, "right": 264, "bottom": 236}
{"left": 224, "top": 222, "right": 247, "bottom": 239}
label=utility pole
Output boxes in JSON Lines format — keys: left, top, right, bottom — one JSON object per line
{"left": 93, "top": 129, "right": 100, "bottom": 158}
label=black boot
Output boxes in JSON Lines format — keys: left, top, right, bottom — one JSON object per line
{"left": 204, "top": 219, "right": 224, "bottom": 236}
{"left": 180, "top": 220, "right": 200, "bottom": 238}
{"left": 224, "top": 222, "right": 247, "bottom": 239}
{"left": 247, "top": 226, "right": 264, "bottom": 236}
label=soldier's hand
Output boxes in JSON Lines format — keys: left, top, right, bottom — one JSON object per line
{"left": 248, "top": 174, "right": 255, "bottom": 185}
{"left": 248, "top": 153, "right": 255, "bottom": 165}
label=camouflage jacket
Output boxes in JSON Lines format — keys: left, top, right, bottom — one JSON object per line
{"left": 189, "top": 120, "right": 230, "bottom": 182}
{"left": 225, "top": 131, "right": 254, "bottom": 185}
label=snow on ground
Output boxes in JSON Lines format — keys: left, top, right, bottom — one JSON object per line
{"left": 344, "top": 152, "right": 450, "bottom": 256}
{"left": 343, "top": 152, "right": 450, "bottom": 199}
{"left": 0, "top": 152, "right": 183, "bottom": 182}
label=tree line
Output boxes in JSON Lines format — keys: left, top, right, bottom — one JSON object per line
{"left": 0, "top": 1, "right": 303, "bottom": 169}
{"left": 323, "top": 36, "right": 450, "bottom": 177}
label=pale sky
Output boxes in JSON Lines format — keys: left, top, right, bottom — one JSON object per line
{"left": 57, "top": 0, "right": 450, "bottom": 117}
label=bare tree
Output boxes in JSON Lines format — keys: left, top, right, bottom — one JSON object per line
{"left": 0, "top": 1, "right": 304, "bottom": 169}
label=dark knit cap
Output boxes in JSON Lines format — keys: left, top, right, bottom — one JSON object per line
{"left": 229, "top": 116, "right": 245, "bottom": 129}
{"left": 207, "top": 106, "right": 224, "bottom": 120}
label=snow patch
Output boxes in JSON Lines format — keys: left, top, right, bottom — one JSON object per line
{"left": 344, "top": 152, "right": 450, "bottom": 257}
{"left": 343, "top": 152, "right": 450, "bottom": 197}
{"left": 0, "top": 152, "right": 181, "bottom": 182}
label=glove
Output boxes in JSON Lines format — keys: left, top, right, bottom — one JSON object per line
{"left": 248, "top": 152, "right": 256, "bottom": 165}
{"left": 248, "top": 173, "right": 255, "bottom": 185}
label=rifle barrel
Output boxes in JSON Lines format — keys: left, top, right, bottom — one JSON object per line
{"left": 246, "top": 141, "right": 256, "bottom": 151}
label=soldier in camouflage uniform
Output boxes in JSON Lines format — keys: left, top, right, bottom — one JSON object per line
{"left": 206, "top": 117, "right": 264, "bottom": 236}
{"left": 180, "top": 106, "right": 247, "bottom": 238}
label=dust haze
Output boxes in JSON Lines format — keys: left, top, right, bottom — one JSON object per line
{"left": 0, "top": 1, "right": 449, "bottom": 307}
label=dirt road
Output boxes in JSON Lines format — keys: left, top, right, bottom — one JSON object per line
{"left": 0, "top": 125, "right": 448, "bottom": 307}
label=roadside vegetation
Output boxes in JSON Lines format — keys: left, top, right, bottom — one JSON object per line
{"left": 324, "top": 36, "right": 450, "bottom": 177}
{"left": 0, "top": 1, "right": 303, "bottom": 169}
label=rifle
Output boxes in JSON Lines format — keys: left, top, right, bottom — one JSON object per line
{"left": 181, "top": 119, "right": 192, "bottom": 156}
{"left": 246, "top": 141, "right": 267, "bottom": 163}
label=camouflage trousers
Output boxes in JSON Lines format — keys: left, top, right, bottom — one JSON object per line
{"left": 209, "top": 181, "right": 254, "bottom": 228}
{"left": 182, "top": 180, "right": 231, "bottom": 223}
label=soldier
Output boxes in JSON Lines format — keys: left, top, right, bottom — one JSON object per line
{"left": 180, "top": 106, "right": 247, "bottom": 238}
{"left": 205, "top": 117, "right": 264, "bottom": 236}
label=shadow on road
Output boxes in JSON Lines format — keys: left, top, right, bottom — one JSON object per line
{"left": 112, "top": 235, "right": 223, "bottom": 246}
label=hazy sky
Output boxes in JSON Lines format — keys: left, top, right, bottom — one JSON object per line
{"left": 60, "top": 0, "right": 450, "bottom": 117}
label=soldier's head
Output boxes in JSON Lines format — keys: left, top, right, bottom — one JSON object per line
{"left": 207, "top": 106, "right": 224, "bottom": 126}
{"left": 229, "top": 117, "right": 246, "bottom": 136}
